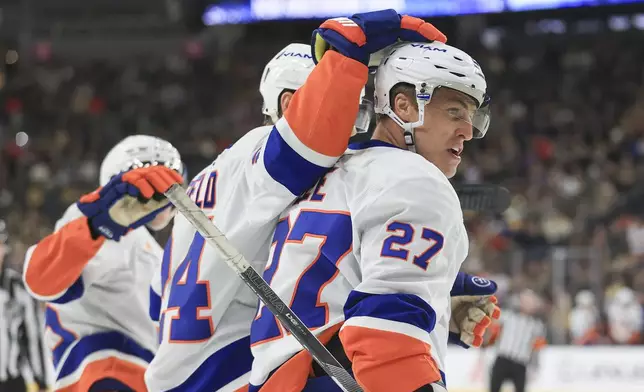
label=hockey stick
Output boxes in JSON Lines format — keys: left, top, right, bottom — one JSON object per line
{"left": 454, "top": 184, "right": 511, "bottom": 214}
{"left": 164, "top": 184, "right": 362, "bottom": 392}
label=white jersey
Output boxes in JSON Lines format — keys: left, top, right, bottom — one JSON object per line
{"left": 249, "top": 140, "right": 468, "bottom": 392}
{"left": 145, "top": 50, "right": 368, "bottom": 392}
{"left": 23, "top": 203, "right": 162, "bottom": 391}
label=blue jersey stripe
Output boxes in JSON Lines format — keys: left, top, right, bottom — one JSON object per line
{"left": 49, "top": 276, "right": 84, "bottom": 304}
{"left": 57, "top": 330, "right": 154, "bottom": 379}
{"left": 347, "top": 140, "right": 401, "bottom": 151}
{"left": 263, "top": 127, "right": 329, "bottom": 196}
{"left": 160, "top": 236, "right": 172, "bottom": 295}
{"left": 343, "top": 290, "right": 437, "bottom": 334}
{"left": 167, "top": 335, "right": 252, "bottom": 392}
{"left": 149, "top": 286, "right": 161, "bottom": 322}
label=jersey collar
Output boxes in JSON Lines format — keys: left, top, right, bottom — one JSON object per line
{"left": 347, "top": 139, "right": 403, "bottom": 151}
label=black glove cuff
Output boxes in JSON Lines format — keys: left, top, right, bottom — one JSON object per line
{"left": 86, "top": 218, "right": 102, "bottom": 240}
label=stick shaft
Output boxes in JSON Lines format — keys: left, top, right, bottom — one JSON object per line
{"left": 164, "top": 184, "right": 362, "bottom": 392}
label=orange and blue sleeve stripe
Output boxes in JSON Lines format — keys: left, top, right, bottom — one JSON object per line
{"left": 24, "top": 217, "right": 104, "bottom": 302}
{"left": 50, "top": 277, "right": 85, "bottom": 305}
{"left": 55, "top": 330, "right": 153, "bottom": 392}
{"left": 339, "top": 291, "right": 443, "bottom": 392}
{"left": 263, "top": 50, "right": 367, "bottom": 196}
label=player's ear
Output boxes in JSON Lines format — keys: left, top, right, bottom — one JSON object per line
{"left": 279, "top": 91, "right": 295, "bottom": 115}
{"left": 393, "top": 91, "right": 417, "bottom": 123}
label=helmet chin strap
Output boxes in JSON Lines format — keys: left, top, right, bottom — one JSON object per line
{"left": 268, "top": 110, "right": 279, "bottom": 125}
{"left": 382, "top": 82, "right": 432, "bottom": 154}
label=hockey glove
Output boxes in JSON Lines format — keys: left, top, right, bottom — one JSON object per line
{"left": 449, "top": 272, "right": 501, "bottom": 348}
{"left": 311, "top": 9, "right": 447, "bottom": 65}
{"left": 77, "top": 165, "right": 183, "bottom": 241}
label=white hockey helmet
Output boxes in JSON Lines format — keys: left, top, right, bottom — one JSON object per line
{"left": 374, "top": 41, "right": 491, "bottom": 152}
{"left": 99, "top": 135, "right": 184, "bottom": 186}
{"left": 259, "top": 43, "right": 315, "bottom": 124}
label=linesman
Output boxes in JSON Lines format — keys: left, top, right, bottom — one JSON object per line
{"left": 487, "top": 289, "right": 547, "bottom": 392}
{"left": 0, "top": 220, "right": 48, "bottom": 392}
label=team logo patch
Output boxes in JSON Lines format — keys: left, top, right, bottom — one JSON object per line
{"left": 472, "top": 277, "right": 491, "bottom": 288}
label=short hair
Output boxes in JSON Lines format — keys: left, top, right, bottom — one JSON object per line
{"left": 376, "top": 82, "right": 416, "bottom": 122}
{"left": 264, "top": 88, "right": 296, "bottom": 126}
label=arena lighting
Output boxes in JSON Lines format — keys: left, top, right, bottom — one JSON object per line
{"left": 633, "top": 13, "right": 644, "bottom": 29}
{"left": 201, "top": 0, "right": 644, "bottom": 25}
{"left": 202, "top": 3, "right": 253, "bottom": 25}
{"left": 608, "top": 15, "right": 631, "bottom": 30}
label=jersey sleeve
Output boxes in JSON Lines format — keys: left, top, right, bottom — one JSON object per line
{"left": 23, "top": 204, "right": 106, "bottom": 303}
{"left": 339, "top": 167, "right": 464, "bottom": 392}
{"left": 259, "top": 50, "right": 367, "bottom": 196}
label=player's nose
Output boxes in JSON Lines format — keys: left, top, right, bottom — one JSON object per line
{"left": 457, "top": 122, "right": 474, "bottom": 141}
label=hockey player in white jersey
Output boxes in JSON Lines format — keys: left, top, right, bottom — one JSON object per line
{"left": 248, "top": 14, "right": 500, "bottom": 392}
{"left": 146, "top": 42, "right": 316, "bottom": 333}
{"left": 144, "top": 14, "right": 449, "bottom": 391}
{"left": 22, "top": 135, "right": 185, "bottom": 392}
{"left": 145, "top": 41, "right": 322, "bottom": 392}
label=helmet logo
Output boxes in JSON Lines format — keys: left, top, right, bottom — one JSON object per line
{"left": 276, "top": 52, "right": 312, "bottom": 60}
{"left": 410, "top": 43, "right": 447, "bottom": 53}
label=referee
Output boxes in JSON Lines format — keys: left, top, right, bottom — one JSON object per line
{"left": 0, "top": 220, "right": 48, "bottom": 392}
{"left": 487, "top": 289, "right": 547, "bottom": 392}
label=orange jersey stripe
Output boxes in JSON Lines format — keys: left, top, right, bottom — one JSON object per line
{"left": 25, "top": 217, "right": 104, "bottom": 297}
{"left": 340, "top": 325, "right": 441, "bottom": 392}
{"left": 56, "top": 356, "right": 147, "bottom": 392}
{"left": 284, "top": 50, "right": 368, "bottom": 157}
{"left": 259, "top": 324, "right": 342, "bottom": 392}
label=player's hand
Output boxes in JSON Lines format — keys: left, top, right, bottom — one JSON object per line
{"left": 311, "top": 9, "right": 447, "bottom": 65}
{"left": 448, "top": 272, "right": 501, "bottom": 348}
{"left": 77, "top": 165, "right": 183, "bottom": 241}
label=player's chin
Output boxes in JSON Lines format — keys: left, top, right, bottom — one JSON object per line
{"left": 441, "top": 153, "right": 461, "bottom": 178}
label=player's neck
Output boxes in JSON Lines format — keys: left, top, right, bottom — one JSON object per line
{"left": 371, "top": 121, "right": 407, "bottom": 149}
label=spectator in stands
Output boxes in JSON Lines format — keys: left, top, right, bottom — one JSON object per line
{"left": 605, "top": 286, "right": 643, "bottom": 344}
{"left": 569, "top": 290, "right": 600, "bottom": 344}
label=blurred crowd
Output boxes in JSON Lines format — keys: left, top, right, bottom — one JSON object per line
{"left": 1, "top": 24, "right": 644, "bottom": 345}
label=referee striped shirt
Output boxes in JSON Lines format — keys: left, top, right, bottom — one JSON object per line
{"left": 495, "top": 309, "right": 546, "bottom": 365}
{"left": 0, "top": 265, "right": 48, "bottom": 388}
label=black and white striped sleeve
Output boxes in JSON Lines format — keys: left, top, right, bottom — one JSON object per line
{"left": 496, "top": 310, "right": 546, "bottom": 365}
{"left": 9, "top": 269, "right": 49, "bottom": 389}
